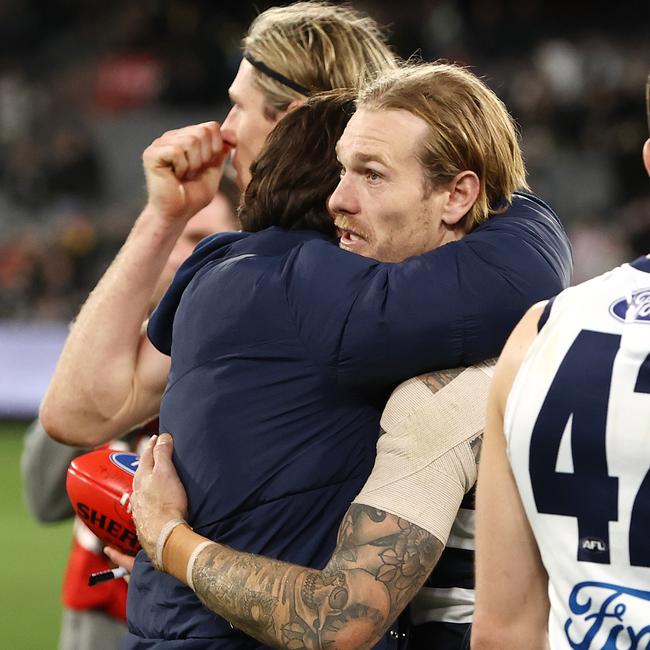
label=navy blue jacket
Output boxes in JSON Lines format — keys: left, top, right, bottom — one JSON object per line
{"left": 122, "top": 192, "right": 572, "bottom": 649}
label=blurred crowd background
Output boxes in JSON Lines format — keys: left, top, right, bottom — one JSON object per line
{"left": 1, "top": 0, "right": 649, "bottom": 321}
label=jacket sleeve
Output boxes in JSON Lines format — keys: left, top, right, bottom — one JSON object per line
{"left": 21, "top": 418, "right": 80, "bottom": 523}
{"left": 289, "top": 194, "right": 572, "bottom": 390}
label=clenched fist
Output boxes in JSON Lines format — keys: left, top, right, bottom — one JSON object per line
{"left": 143, "top": 121, "right": 231, "bottom": 223}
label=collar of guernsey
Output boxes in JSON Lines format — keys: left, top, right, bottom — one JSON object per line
{"left": 630, "top": 255, "right": 650, "bottom": 273}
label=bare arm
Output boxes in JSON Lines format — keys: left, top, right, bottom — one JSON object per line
{"left": 472, "top": 304, "right": 550, "bottom": 650}
{"left": 40, "top": 122, "right": 229, "bottom": 447}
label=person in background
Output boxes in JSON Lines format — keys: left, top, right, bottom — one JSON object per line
{"left": 41, "top": 0, "right": 398, "bottom": 445}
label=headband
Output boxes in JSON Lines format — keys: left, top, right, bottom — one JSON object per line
{"left": 244, "top": 53, "right": 310, "bottom": 97}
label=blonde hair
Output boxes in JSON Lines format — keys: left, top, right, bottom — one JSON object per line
{"left": 242, "top": 2, "right": 397, "bottom": 118}
{"left": 358, "top": 62, "right": 529, "bottom": 230}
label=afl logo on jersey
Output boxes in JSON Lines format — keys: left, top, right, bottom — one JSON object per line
{"left": 580, "top": 537, "right": 607, "bottom": 553}
{"left": 609, "top": 287, "right": 650, "bottom": 323}
{"left": 109, "top": 452, "right": 140, "bottom": 476}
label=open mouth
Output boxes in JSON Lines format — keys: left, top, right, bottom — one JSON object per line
{"left": 335, "top": 216, "right": 368, "bottom": 247}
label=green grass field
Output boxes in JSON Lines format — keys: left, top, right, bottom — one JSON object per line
{"left": 0, "top": 421, "right": 73, "bottom": 649}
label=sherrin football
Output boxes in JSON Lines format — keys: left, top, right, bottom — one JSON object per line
{"left": 66, "top": 448, "right": 141, "bottom": 555}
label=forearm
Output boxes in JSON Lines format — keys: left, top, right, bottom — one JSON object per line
{"left": 471, "top": 616, "right": 550, "bottom": 650}
{"left": 41, "top": 206, "right": 181, "bottom": 445}
{"left": 160, "top": 506, "right": 441, "bottom": 650}
{"left": 473, "top": 314, "right": 549, "bottom": 650}
{"left": 163, "top": 526, "right": 363, "bottom": 650}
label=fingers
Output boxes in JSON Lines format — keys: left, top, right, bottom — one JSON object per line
{"left": 152, "top": 433, "right": 174, "bottom": 466}
{"left": 143, "top": 122, "right": 226, "bottom": 181}
{"left": 104, "top": 546, "right": 136, "bottom": 573}
{"left": 136, "top": 434, "right": 157, "bottom": 475}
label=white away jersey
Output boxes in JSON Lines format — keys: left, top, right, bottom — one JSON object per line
{"left": 505, "top": 256, "right": 650, "bottom": 649}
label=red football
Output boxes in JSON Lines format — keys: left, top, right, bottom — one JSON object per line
{"left": 66, "top": 448, "right": 141, "bottom": 555}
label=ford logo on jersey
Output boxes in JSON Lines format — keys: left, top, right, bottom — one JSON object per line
{"left": 109, "top": 452, "right": 140, "bottom": 476}
{"left": 565, "top": 581, "right": 650, "bottom": 648}
{"left": 609, "top": 288, "right": 650, "bottom": 323}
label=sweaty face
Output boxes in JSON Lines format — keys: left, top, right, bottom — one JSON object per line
{"left": 329, "top": 108, "right": 457, "bottom": 263}
{"left": 221, "top": 59, "right": 281, "bottom": 190}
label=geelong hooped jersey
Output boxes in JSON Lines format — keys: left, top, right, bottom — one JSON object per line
{"left": 410, "top": 487, "right": 477, "bottom": 627}
{"left": 505, "top": 256, "right": 650, "bottom": 649}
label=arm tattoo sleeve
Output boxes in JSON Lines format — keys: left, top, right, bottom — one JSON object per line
{"left": 191, "top": 504, "right": 444, "bottom": 649}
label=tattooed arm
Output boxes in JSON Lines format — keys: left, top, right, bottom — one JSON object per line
{"left": 131, "top": 434, "right": 443, "bottom": 649}
{"left": 171, "top": 505, "right": 441, "bottom": 649}
{"left": 130, "top": 364, "right": 489, "bottom": 648}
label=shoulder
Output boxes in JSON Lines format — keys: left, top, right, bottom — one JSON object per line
{"left": 469, "top": 192, "right": 571, "bottom": 261}
{"left": 492, "top": 302, "right": 547, "bottom": 417}
{"left": 290, "top": 236, "right": 377, "bottom": 272}
{"left": 491, "top": 191, "right": 564, "bottom": 234}
{"left": 189, "top": 230, "right": 250, "bottom": 261}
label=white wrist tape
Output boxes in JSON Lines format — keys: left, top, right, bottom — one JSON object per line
{"left": 155, "top": 518, "right": 187, "bottom": 570}
{"left": 186, "top": 540, "right": 214, "bottom": 591}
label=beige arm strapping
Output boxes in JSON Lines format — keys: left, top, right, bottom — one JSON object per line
{"left": 354, "top": 362, "right": 495, "bottom": 543}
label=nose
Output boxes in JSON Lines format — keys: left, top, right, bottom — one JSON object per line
{"left": 328, "top": 173, "right": 359, "bottom": 216}
{"left": 220, "top": 107, "right": 236, "bottom": 147}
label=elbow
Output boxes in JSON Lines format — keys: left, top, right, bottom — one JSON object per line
{"left": 39, "top": 399, "right": 70, "bottom": 445}
{"left": 327, "top": 633, "right": 376, "bottom": 650}
{"left": 471, "top": 610, "right": 508, "bottom": 650}
{"left": 39, "top": 397, "right": 92, "bottom": 446}
{"left": 40, "top": 393, "right": 141, "bottom": 448}
{"left": 471, "top": 618, "right": 546, "bottom": 650}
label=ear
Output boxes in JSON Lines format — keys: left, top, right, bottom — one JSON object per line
{"left": 643, "top": 139, "right": 650, "bottom": 178}
{"left": 441, "top": 171, "right": 480, "bottom": 228}
{"left": 287, "top": 98, "right": 305, "bottom": 112}
{"left": 273, "top": 98, "right": 306, "bottom": 125}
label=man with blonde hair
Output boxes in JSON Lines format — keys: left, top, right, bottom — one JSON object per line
{"left": 223, "top": 1, "right": 398, "bottom": 189}
{"left": 242, "top": 2, "right": 395, "bottom": 113}
{"left": 40, "top": 3, "right": 400, "bottom": 647}
{"left": 43, "top": 0, "right": 398, "bottom": 446}
{"left": 88, "top": 61, "right": 570, "bottom": 650}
